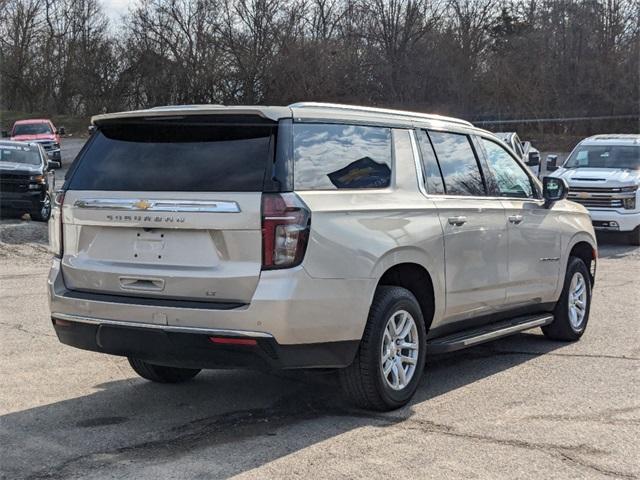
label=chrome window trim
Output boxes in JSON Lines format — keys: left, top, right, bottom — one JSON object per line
{"left": 52, "top": 312, "right": 273, "bottom": 338}
{"left": 73, "top": 198, "right": 241, "bottom": 213}
{"left": 409, "top": 134, "right": 544, "bottom": 203}
{"left": 424, "top": 193, "right": 545, "bottom": 203}
{"left": 411, "top": 129, "right": 538, "bottom": 202}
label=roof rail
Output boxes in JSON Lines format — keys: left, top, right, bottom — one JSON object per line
{"left": 288, "top": 102, "right": 473, "bottom": 127}
{"left": 149, "top": 104, "right": 225, "bottom": 110}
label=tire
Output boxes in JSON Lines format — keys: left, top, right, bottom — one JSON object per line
{"left": 339, "top": 286, "right": 427, "bottom": 411}
{"left": 542, "top": 257, "right": 592, "bottom": 341}
{"left": 128, "top": 358, "right": 201, "bottom": 383}
{"left": 30, "top": 193, "right": 51, "bottom": 222}
{"left": 629, "top": 227, "right": 640, "bottom": 246}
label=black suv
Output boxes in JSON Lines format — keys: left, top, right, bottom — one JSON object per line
{"left": 0, "top": 140, "right": 53, "bottom": 221}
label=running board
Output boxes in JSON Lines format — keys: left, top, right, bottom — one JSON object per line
{"left": 427, "top": 314, "right": 554, "bottom": 354}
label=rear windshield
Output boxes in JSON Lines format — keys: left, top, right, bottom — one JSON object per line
{"left": 67, "top": 118, "right": 275, "bottom": 191}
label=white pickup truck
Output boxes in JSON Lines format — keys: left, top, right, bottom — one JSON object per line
{"left": 551, "top": 134, "right": 640, "bottom": 245}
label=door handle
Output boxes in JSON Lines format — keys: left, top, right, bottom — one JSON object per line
{"left": 508, "top": 214, "right": 524, "bottom": 224}
{"left": 448, "top": 216, "right": 467, "bottom": 226}
{"left": 119, "top": 277, "right": 165, "bottom": 291}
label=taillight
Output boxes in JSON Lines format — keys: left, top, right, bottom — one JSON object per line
{"left": 261, "top": 193, "right": 311, "bottom": 270}
{"left": 49, "top": 191, "right": 65, "bottom": 257}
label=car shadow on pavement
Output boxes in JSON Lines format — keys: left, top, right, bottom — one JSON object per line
{"left": 0, "top": 331, "right": 567, "bottom": 479}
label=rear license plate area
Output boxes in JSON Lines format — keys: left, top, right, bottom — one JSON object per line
{"left": 133, "top": 230, "right": 166, "bottom": 261}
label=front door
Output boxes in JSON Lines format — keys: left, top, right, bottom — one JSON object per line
{"left": 477, "top": 137, "right": 562, "bottom": 306}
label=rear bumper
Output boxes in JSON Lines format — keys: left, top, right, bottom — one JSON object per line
{"left": 48, "top": 258, "right": 373, "bottom": 366}
{"left": 51, "top": 315, "right": 358, "bottom": 369}
{"left": 589, "top": 210, "right": 640, "bottom": 232}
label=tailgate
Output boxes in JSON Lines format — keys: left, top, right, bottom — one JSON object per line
{"left": 61, "top": 191, "right": 262, "bottom": 303}
{"left": 60, "top": 115, "right": 279, "bottom": 304}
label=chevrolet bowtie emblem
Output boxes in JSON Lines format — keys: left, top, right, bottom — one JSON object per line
{"left": 134, "top": 199, "right": 152, "bottom": 210}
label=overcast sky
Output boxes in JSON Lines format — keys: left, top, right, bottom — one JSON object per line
{"left": 101, "top": 0, "right": 136, "bottom": 24}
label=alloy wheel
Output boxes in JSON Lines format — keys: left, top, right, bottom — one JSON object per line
{"left": 568, "top": 272, "right": 587, "bottom": 329}
{"left": 41, "top": 195, "right": 51, "bottom": 219}
{"left": 380, "top": 309, "right": 419, "bottom": 391}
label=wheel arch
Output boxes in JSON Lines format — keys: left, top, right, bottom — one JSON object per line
{"left": 370, "top": 261, "right": 440, "bottom": 332}
{"left": 563, "top": 232, "right": 597, "bottom": 290}
{"left": 370, "top": 248, "right": 444, "bottom": 332}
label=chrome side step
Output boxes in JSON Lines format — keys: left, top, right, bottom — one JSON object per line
{"left": 427, "top": 314, "right": 554, "bottom": 354}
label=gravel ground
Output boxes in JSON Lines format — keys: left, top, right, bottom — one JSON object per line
{"left": 0, "top": 141, "right": 638, "bottom": 479}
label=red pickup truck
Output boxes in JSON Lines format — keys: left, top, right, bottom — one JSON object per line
{"left": 9, "top": 119, "right": 64, "bottom": 167}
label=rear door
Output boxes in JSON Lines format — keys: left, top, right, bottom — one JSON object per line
{"left": 61, "top": 115, "right": 279, "bottom": 313}
{"left": 417, "top": 129, "right": 508, "bottom": 323}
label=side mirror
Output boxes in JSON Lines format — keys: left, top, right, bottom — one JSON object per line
{"left": 543, "top": 176, "right": 569, "bottom": 207}
{"left": 546, "top": 154, "right": 559, "bottom": 171}
{"left": 47, "top": 160, "right": 61, "bottom": 170}
{"left": 526, "top": 151, "right": 540, "bottom": 167}
{"left": 88, "top": 125, "right": 96, "bottom": 135}
{"left": 1, "top": 130, "right": 8, "bottom": 138}
{"left": 58, "top": 126, "right": 66, "bottom": 135}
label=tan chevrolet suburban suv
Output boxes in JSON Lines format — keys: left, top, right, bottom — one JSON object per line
{"left": 48, "top": 103, "right": 597, "bottom": 410}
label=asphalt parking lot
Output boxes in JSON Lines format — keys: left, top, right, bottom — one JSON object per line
{"left": 1, "top": 141, "right": 638, "bottom": 479}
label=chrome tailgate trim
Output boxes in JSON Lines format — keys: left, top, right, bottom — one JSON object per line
{"left": 51, "top": 312, "right": 273, "bottom": 338}
{"left": 73, "top": 198, "right": 241, "bottom": 213}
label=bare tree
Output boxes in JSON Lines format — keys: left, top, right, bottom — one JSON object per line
{"left": 1, "top": 0, "right": 638, "bottom": 137}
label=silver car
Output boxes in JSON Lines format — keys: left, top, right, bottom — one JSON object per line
{"left": 48, "top": 103, "right": 597, "bottom": 410}
{"left": 495, "top": 131, "right": 541, "bottom": 176}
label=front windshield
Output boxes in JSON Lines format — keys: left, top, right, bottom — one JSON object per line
{"left": 0, "top": 144, "right": 42, "bottom": 165}
{"left": 13, "top": 123, "right": 52, "bottom": 136}
{"left": 564, "top": 145, "right": 640, "bottom": 170}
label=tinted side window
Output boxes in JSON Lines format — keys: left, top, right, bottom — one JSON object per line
{"left": 416, "top": 129, "right": 445, "bottom": 194}
{"left": 293, "top": 123, "right": 392, "bottom": 190}
{"left": 481, "top": 138, "right": 533, "bottom": 198}
{"left": 428, "top": 131, "right": 485, "bottom": 196}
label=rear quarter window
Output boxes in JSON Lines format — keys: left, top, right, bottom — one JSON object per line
{"left": 293, "top": 123, "right": 392, "bottom": 190}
